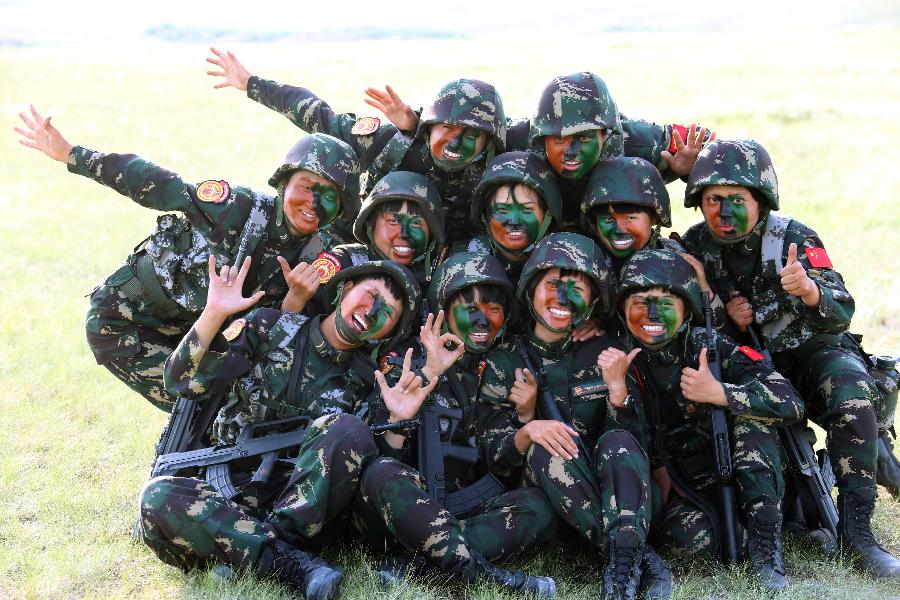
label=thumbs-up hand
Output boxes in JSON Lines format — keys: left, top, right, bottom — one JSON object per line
{"left": 680, "top": 347, "right": 728, "bottom": 406}
{"left": 597, "top": 347, "right": 641, "bottom": 408}
{"left": 780, "top": 243, "right": 820, "bottom": 305}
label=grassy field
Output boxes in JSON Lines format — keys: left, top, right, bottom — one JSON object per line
{"left": 1, "top": 29, "right": 899, "bottom": 599}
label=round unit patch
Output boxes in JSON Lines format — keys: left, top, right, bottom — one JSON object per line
{"left": 197, "top": 180, "right": 231, "bottom": 203}
{"left": 351, "top": 116, "right": 381, "bottom": 136}
{"left": 312, "top": 252, "right": 341, "bottom": 284}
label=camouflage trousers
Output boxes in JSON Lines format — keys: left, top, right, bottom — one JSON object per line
{"left": 86, "top": 265, "right": 195, "bottom": 412}
{"left": 779, "top": 345, "right": 879, "bottom": 494}
{"left": 524, "top": 429, "right": 652, "bottom": 553}
{"left": 138, "top": 413, "right": 377, "bottom": 572}
{"left": 656, "top": 418, "right": 785, "bottom": 555}
{"left": 352, "top": 457, "right": 557, "bottom": 571}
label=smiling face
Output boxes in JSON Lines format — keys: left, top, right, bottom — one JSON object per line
{"left": 447, "top": 285, "right": 506, "bottom": 353}
{"left": 623, "top": 288, "right": 685, "bottom": 347}
{"left": 544, "top": 129, "right": 607, "bottom": 179}
{"left": 530, "top": 268, "right": 593, "bottom": 336}
{"left": 594, "top": 205, "right": 656, "bottom": 259}
{"left": 370, "top": 201, "right": 431, "bottom": 265}
{"left": 429, "top": 124, "right": 488, "bottom": 171}
{"left": 282, "top": 170, "right": 340, "bottom": 235}
{"left": 700, "top": 185, "right": 761, "bottom": 241}
{"left": 487, "top": 184, "right": 546, "bottom": 252}
{"left": 335, "top": 277, "right": 403, "bottom": 345}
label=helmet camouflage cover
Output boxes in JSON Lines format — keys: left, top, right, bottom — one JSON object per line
{"left": 684, "top": 139, "right": 779, "bottom": 210}
{"left": 529, "top": 72, "right": 624, "bottom": 159}
{"left": 353, "top": 171, "right": 446, "bottom": 247}
{"left": 471, "top": 151, "right": 562, "bottom": 226}
{"left": 416, "top": 78, "right": 507, "bottom": 152}
{"left": 268, "top": 133, "right": 360, "bottom": 206}
{"left": 322, "top": 259, "right": 421, "bottom": 343}
{"left": 517, "top": 232, "right": 612, "bottom": 316}
{"left": 615, "top": 248, "right": 704, "bottom": 321}
{"left": 582, "top": 156, "right": 671, "bottom": 227}
{"left": 428, "top": 251, "right": 516, "bottom": 324}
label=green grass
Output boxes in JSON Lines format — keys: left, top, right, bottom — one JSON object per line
{"left": 1, "top": 30, "right": 899, "bottom": 599}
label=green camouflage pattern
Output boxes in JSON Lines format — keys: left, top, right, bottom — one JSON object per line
{"left": 529, "top": 72, "right": 624, "bottom": 160}
{"left": 321, "top": 260, "right": 421, "bottom": 345}
{"left": 582, "top": 156, "right": 672, "bottom": 227}
{"left": 615, "top": 248, "right": 705, "bottom": 322}
{"left": 477, "top": 333, "right": 650, "bottom": 549}
{"left": 164, "top": 311, "right": 379, "bottom": 443}
{"left": 684, "top": 139, "right": 779, "bottom": 210}
{"left": 470, "top": 151, "right": 562, "bottom": 226}
{"left": 428, "top": 252, "right": 515, "bottom": 324}
{"left": 517, "top": 232, "right": 612, "bottom": 315}
{"left": 416, "top": 78, "right": 507, "bottom": 152}
{"left": 353, "top": 170, "right": 446, "bottom": 248}
{"left": 69, "top": 145, "right": 338, "bottom": 410}
{"left": 139, "top": 413, "right": 379, "bottom": 570}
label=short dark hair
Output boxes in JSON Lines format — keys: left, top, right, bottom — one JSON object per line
{"left": 448, "top": 284, "right": 509, "bottom": 313}
{"left": 350, "top": 274, "right": 405, "bottom": 307}
{"left": 484, "top": 183, "right": 547, "bottom": 220}
{"left": 371, "top": 200, "right": 425, "bottom": 225}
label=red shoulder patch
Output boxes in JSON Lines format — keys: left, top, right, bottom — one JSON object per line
{"left": 738, "top": 345, "right": 765, "bottom": 362}
{"left": 196, "top": 180, "right": 230, "bottom": 203}
{"left": 805, "top": 247, "right": 832, "bottom": 268}
{"left": 312, "top": 252, "right": 341, "bottom": 284}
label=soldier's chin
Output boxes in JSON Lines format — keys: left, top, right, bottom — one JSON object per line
{"left": 500, "top": 231, "right": 529, "bottom": 250}
{"left": 288, "top": 214, "right": 319, "bottom": 235}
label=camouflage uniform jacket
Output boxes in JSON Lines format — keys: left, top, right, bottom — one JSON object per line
{"left": 635, "top": 326, "right": 803, "bottom": 482}
{"left": 164, "top": 309, "right": 376, "bottom": 443}
{"left": 476, "top": 333, "right": 647, "bottom": 479}
{"left": 68, "top": 146, "right": 337, "bottom": 315}
{"left": 370, "top": 344, "right": 491, "bottom": 493}
{"left": 681, "top": 213, "right": 854, "bottom": 356}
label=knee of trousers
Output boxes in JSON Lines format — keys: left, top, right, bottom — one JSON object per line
{"left": 498, "top": 487, "right": 558, "bottom": 539}
{"left": 659, "top": 501, "right": 716, "bottom": 554}
{"left": 139, "top": 476, "right": 180, "bottom": 523}
{"left": 596, "top": 429, "right": 645, "bottom": 458}
{"left": 360, "top": 457, "right": 422, "bottom": 499}
{"left": 310, "top": 413, "right": 377, "bottom": 456}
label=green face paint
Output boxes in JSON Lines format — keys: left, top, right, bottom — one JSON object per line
{"left": 489, "top": 189, "right": 541, "bottom": 249}
{"left": 432, "top": 127, "right": 482, "bottom": 171}
{"left": 358, "top": 293, "right": 395, "bottom": 340}
{"left": 450, "top": 302, "right": 502, "bottom": 353}
{"left": 596, "top": 214, "right": 634, "bottom": 258}
{"left": 654, "top": 297, "right": 681, "bottom": 340}
{"left": 554, "top": 278, "right": 589, "bottom": 322}
{"left": 311, "top": 182, "right": 339, "bottom": 225}
{"left": 725, "top": 193, "right": 750, "bottom": 236}
{"left": 561, "top": 132, "right": 601, "bottom": 179}
{"left": 391, "top": 211, "right": 428, "bottom": 258}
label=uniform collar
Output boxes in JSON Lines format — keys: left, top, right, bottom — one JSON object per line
{"left": 527, "top": 329, "right": 572, "bottom": 358}
{"left": 309, "top": 317, "right": 353, "bottom": 364}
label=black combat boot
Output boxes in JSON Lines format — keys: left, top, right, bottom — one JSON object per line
{"left": 838, "top": 487, "right": 900, "bottom": 577}
{"left": 375, "top": 551, "right": 441, "bottom": 587}
{"left": 463, "top": 551, "right": 557, "bottom": 598}
{"left": 254, "top": 539, "right": 343, "bottom": 600}
{"left": 746, "top": 504, "right": 788, "bottom": 591}
{"left": 876, "top": 431, "right": 900, "bottom": 499}
{"left": 639, "top": 545, "right": 673, "bottom": 600}
{"left": 601, "top": 526, "right": 644, "bottom": 600}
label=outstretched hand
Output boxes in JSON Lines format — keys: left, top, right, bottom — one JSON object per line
{"left": 205, "top": 255, "right": 266, "bottom": 321}
{"left": 375, "top": 347, "right": 440, "bottom": 422}
{"left": 780, "top": 243, "right": 820, "bottom": 306}
{"left": 206, "top": 47, "right": 252, "bottom": 91}
{"left": 680, "top": 347, "right": 727, "bottom": 406}
{"left": 661, "top": 123, "right": 716, "bottom": 177}
{"left": 364, "top": 84, "right": 417, "bottom": 132}
{"left": 420, "top": 310, "right": 465, "bottom": 381}
{"left": 15, "top": 104, "right": 73, "bottom": 162}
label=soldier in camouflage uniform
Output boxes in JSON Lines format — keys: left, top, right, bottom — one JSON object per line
{"left": 681, "top": 139, "right": 900, "bottom": 577}
{"left": 476, "top": 233, "right": 672, "bottom": 600}
{"left": 615, "top": 248, "right": 804, "bottom": 591}
{"left": 16, "top": 105, "right": 357, "bottom": 411}
{"left": 456, "top": 151, "right": 562, "bottom": 283}
{"left": 358, "top": 253, "right": 557, "bottom": 580}
{"left": 529, "top": 72, "right": 712, "bottom": 229}
{"left": 141, "top": 257, "right": 421, "bottom": 598}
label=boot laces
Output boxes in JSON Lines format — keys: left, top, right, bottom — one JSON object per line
{"left": 850, "top": 495, "right": 879, "bottom": 547}
{"left": 753, "top": 518, "right": 779, "bottom": 565}
{"left": 612, "top": 542, "right": 640, "bottom": 588}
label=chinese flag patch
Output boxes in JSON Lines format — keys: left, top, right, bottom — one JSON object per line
{"left": 805, "top": 247, "right": 833, "bottom": 268}
{"left": 669, "top": 124, "right": 689, "bottom": 153}
{"left": 738, "top": 345, "right": 765, "bottom": 362}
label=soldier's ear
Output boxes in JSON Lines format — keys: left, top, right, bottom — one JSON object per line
{"left": 342, "top": 280, "right": 355, "bottom": 294}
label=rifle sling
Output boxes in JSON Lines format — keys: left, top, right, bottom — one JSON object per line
{"left": 286, "top": 317, "right": 315, "bottom": 408}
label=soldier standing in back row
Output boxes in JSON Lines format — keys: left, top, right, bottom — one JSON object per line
{"left": 16, "top": 105, "right": 357, "bottom": 410}
{"left": 681, "top": 139, "right": 900, "bottom": 577}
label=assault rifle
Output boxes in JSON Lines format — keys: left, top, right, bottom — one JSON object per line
{"left": 702, "top": 292, "right": 740, "bottom": 564}
{"left": 746, "top": 328, "right": 839, "bottom": 551}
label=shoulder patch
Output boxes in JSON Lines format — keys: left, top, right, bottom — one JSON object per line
{"left": 351, "top": 116, "right": 381, "bottom": 136}
{"left": 805, "top": 247, "right": 832, "bottom": 268}
{"left": 312, "top": 252, "right": 341, "bottom": 284}
{"left": 738, "top": 345, "right": 765, "bottom": 362}
{"left": 222, "top": 318, "right": 247, "bottom": 342}
{"left": 196, "top": 180, "right": 231, "bottom": 203}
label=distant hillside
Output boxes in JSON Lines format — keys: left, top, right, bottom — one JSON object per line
{"left": 144, "top": 24, "right": 469, "bottom": 43}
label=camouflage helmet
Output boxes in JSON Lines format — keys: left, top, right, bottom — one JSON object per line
{"left": 684, "top": 139, "right": 779, "bottom": 210}
{"left": 353, "top": 171, "right": 446, "bottom": 248}
{"left": 471, "top": 151, "right": 562, "bottom": 226}
{"left": 428, "top": 252, "right": 517, "bottom": 324}
{"left": 615, "top": 248, "right": 704, "bottom": 322}
{"left": 416, "top": 79, "right": 507, "bottom": 153}
{"left": 322, "top": 259, "right": 421, "bottom": 343}
{"left": 517, "top": 232, "right": 612, "bottom": 317}
{"left": 582, "top": 156, "right": 671, "bottom": 228}
{"left": 268, "top": 133, "right": 360, "bottom": 204}
{"left": 529, "top": 72, "right": 624, "bottom": 159}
